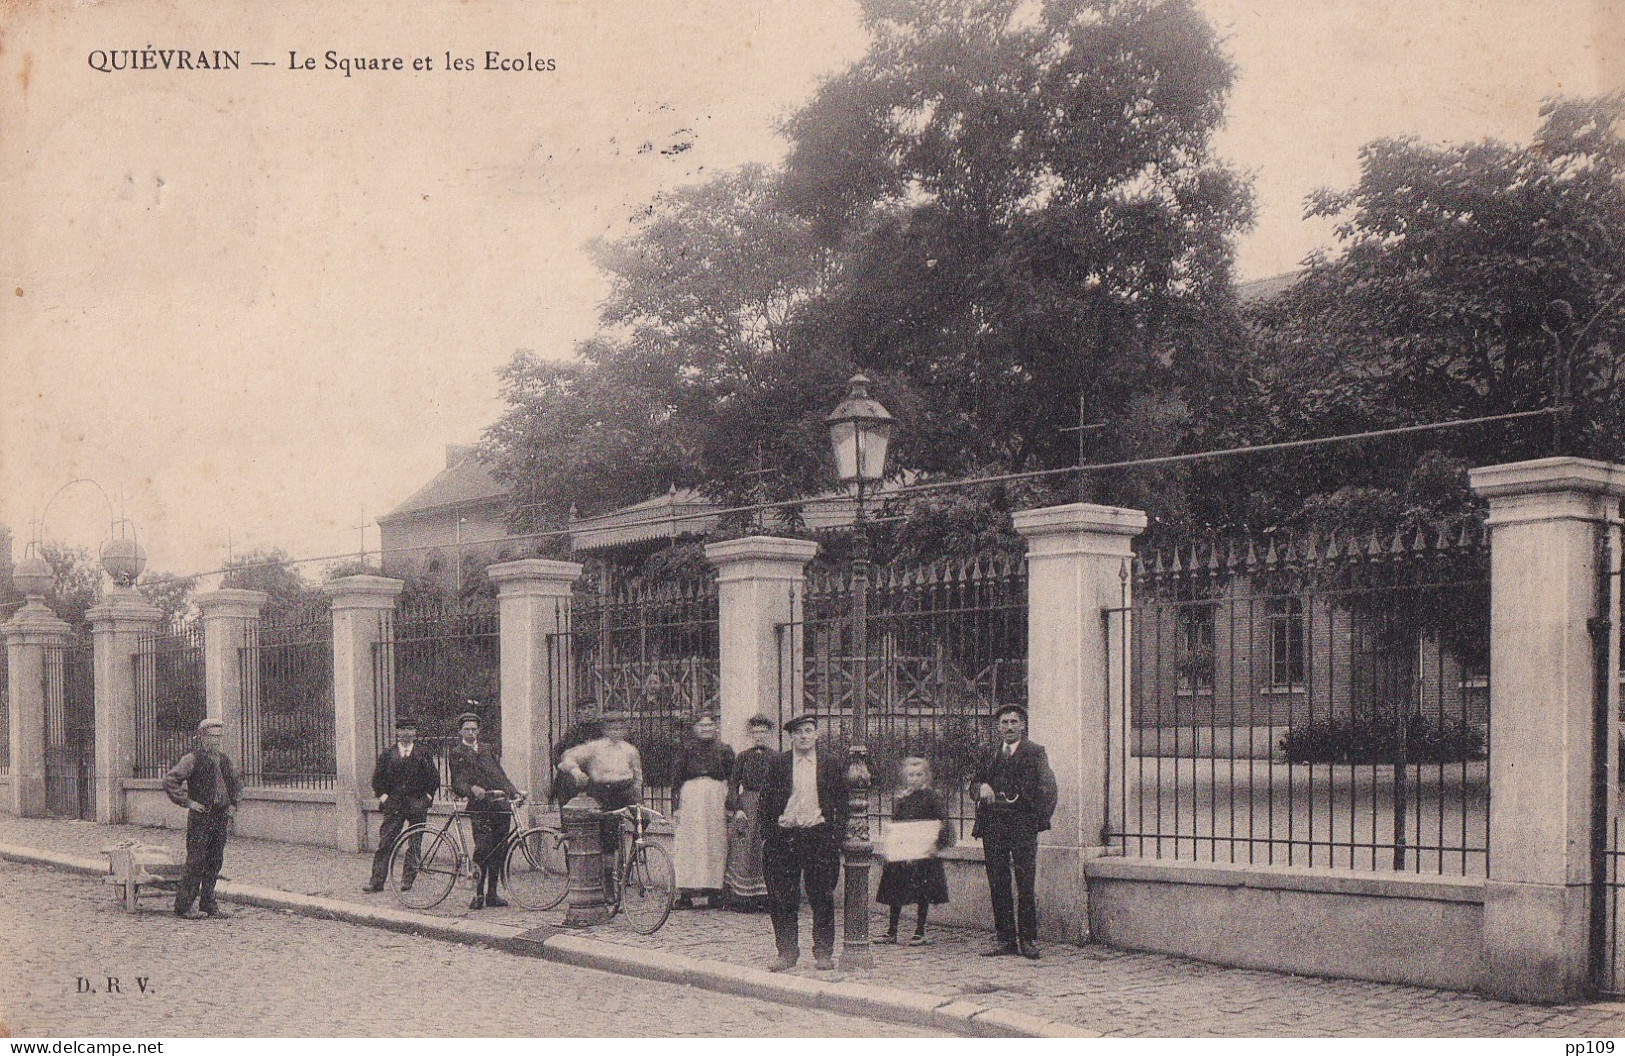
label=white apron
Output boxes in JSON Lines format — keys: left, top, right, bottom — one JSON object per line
{"left": 674, "top": 776, "right": 729, "bottom": 890}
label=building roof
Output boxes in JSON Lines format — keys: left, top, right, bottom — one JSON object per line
{"left": 569, "top": 486, "right": 721, "bottom": 550}
{"left": 380, "top": 451, "right": 510, "bottom": 522}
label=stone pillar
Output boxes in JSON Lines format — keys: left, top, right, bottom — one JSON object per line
{"left": 1470, "top": 457, "right": 1625, "bottom": 1001}
{"left": 486, "top": 559, "right": 583, "bottom": 820}
{"left": 197, "top": 589, "right": 268, "bottom": 780}
{"left": 1012, "top": 502, "right": 1147, "bottom": 945}
{"left": 325, "top": 575, "right": 404, "bottom": 852}
{"left": 87, "top": 588, "right": 161, "bottom": 824}
{"left": 3, "top": 597, "right": 71, "bottom": 817}
{"left": 704, "top": 536, "right": 820, "bottom": 748}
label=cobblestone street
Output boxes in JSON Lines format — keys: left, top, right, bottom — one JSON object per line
{"left": 0, "top": 857, "right": 936, "bottom": 1037}
{"left": 6, "top": 816, "right": 1625, "bottom": 1037}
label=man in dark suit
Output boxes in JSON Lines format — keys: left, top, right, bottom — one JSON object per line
{"left": 971, "top": 703, "right": 1057, "bottom": 959}
{"left": 447, "top": 710, "right": 526, "bottom": 910}
{"left": 760, "top": 714, "right": 848, "bottom": 972}
{"left": 362, "top": 715, "right": 440, "bottom": 893}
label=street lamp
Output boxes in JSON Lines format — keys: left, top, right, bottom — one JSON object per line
{"left": 825, "top": 372, "right": 893, "bottom": 970}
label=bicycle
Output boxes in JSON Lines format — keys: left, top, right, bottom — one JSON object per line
{"left": 599, "top": 804, "right": 677, "bottom": 934}
{"left": 386, "top": 792, "right": 570, "bottom": 912}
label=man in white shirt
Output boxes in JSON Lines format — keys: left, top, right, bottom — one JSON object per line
{"left": 759, "top": 715, "right": 847, "bottom": 972}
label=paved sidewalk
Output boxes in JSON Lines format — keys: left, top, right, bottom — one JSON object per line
{"left": 5, "top": 815, "right": 1625, "bottom": 1037}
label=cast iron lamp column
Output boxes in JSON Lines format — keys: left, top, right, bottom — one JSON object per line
{"left": 825, "top": 374, "right": 893, "bottom": 971}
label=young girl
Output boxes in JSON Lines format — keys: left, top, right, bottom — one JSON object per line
{"left": 875, "top": 756, "right": 953, "bottom": 945}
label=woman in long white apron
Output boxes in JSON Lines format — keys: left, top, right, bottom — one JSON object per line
{"left": 672, "top": 713, "right": 735, "bottom": 908}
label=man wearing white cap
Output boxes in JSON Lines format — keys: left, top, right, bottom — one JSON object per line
{"left": 163, "top": 718, "right": 241, "bottom": 920}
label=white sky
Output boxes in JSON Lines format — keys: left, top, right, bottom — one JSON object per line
{"left": 0, "top": 0, "right": 1617, "bottom": 581}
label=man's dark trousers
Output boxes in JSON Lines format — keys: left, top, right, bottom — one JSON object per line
{"left": 368, "top": 804, "right": 429, "bottom": 888}
{"left": 983, "top": 834, "right": 1039, "bottom": 944}
{"left": 470, "top": 804, "right": 512, "bottom": 896}
{"left": 176, "top": 808, "right": 230, "bottom": 914}
{"left": 764, "top": 825, "right": 839, "bottom": 960}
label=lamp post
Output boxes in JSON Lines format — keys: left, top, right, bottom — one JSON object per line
{"left": 825, "top": 373, "right": 893, "bottom": 970}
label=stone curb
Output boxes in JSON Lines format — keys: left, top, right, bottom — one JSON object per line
{"left": 0, "top": 842, "right": 1091, "bottom": 1038}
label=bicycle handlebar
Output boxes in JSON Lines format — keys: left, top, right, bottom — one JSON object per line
{"left": 603, "top": 804, "right": 667, "bottom": 824}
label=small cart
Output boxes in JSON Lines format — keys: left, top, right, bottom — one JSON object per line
{"left": 103, "top": 842, "right": 184, "bottom": 913}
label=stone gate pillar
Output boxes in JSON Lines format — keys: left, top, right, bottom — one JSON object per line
{"left": 87, "top": 587, "right": 161, "bottom": 824}
{"left": 705, "top": 537, "right": 820, "bottom": 749}
{"left": 3, "top": 594, "right": 71, "bottom": 818}
{"left": 1013, "top": 502, "right": 1147, "bottom": 944}
{"left": 325, "top": 575, "right": 404, "bottom": 851}
{"left": 196, "top": 589, "right": 268, "bottom": 782}
{"left": 1471, "top": 456, "right": 1625, "bottom": 1001}
{"left": 487, "top": 559, "right": 582, "bottom": 820}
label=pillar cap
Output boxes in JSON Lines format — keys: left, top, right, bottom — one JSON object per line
{"left": 323, "top": 575, "right": 405, "bottom": 609}
{"left": 1470, "top": 457, "right": 1625, "bottom": 503}
{"left": 704, "top": 536, "right": 820, "bottom": 566}
{"left": 1013, "top": 502, "right": 1148, "bottom": 540}
{"left": 2, "top": 599, "right": 72, "bottom": 642}
{"left": 486, "top": 558, "right": 585, "bottom": 589}
{"left": 86, "top": 592, "right": 162, "bottom": 626}
{"left": 196, "top": 588, "right": 269, "bottom": 620}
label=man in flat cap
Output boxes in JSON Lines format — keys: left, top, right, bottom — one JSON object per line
{"left": 448, "top": 709, "right": 525, "bottom": 909}
{"left": 163, "top": 718, "right": 241, "bottom": 920}
{"left": 759, "top": 714, "right": 847, "bottom": 972}
{"left": 970, "top": 703, "right": 1056, "bottom": 959}
{"left": 362, "top": 715, "right": 440, "bottom": 893}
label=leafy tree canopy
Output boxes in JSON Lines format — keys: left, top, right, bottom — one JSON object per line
{"left": 1184, "top": 93, "right": 1625, "bottom": 536}
{"left": 482, "top": 0, "right": 1253, "bottom": 547}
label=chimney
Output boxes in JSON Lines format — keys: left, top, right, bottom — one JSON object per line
{"left": 446, "top": 444, "right": 475, "bottom": 468}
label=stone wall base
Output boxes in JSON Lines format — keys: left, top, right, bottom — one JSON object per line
{"left": 1087, "top": 856, "right": 1487, "bottom": 993}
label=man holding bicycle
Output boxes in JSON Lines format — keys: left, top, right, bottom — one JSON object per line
{"left": 558, "top": 712, "right": 643, "bottom": 887}
{"left": 448, "top": 710, "right": 526, "bottom": 910}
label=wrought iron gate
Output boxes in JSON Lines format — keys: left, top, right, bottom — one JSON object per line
{"left": 1591, "top": 516, "right": 1625, "bottom": 994}
{"left": 43, "top": 635, "right": 95, "bottom": 819}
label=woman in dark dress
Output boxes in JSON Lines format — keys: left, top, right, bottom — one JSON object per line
{"left": 724, "top": 714, "right": 776, "bottom": 910}
{"left": 672, "top": 713, "right": 736, "bottom": 909}
{"left": 875, "top": 756, "right": 954, "bottom": 945}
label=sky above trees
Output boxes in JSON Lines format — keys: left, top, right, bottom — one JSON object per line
{"left": 1, "top": 0, "right": 1614, "bottom": 580}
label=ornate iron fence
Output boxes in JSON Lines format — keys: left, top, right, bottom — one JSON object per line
{"left": 43, "top": 634, "right": 95, "bottom": 818}
{"left": 134, "top": 618, "right": 206, "bottom": 778}
{"left": 1105, "top": 524, "right": 1491, "bottom": 876}
{"left": 373, "top": 595, "right": 500, "bottom": 803}
{"left": 239, "top": 611, "right": 334, "bottom": 788}
{"left": 778, "top": 553, "right": 1028, "bottom": 839}
{"left": 547, "top": 563, "right": 720, "bottom": 815}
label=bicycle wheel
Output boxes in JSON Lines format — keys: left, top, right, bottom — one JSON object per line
{"left": 503, "top": 826, "right": 570, "bottom": 911}
{"left": 391, "top": 826, "right": 461, "bottom": 910}
{"left": 620, "top": 841, "right": 675, "bottom": 935}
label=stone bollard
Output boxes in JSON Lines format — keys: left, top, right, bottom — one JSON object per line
{"left": 562, "top": 792, "right": 611, "bottom": 927}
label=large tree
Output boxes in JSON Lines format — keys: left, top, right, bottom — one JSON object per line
{"left": 483, "top": 0, "right": 1253, "bottom": 540}
{"left": 1185, "top": 93, "right": 1625, "bottom": 534}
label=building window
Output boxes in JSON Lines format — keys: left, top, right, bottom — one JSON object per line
{"left": 1175, "top": 604, "right": 1215, "bottom": 694}
{"left": 1268, "top": 597, "right": 1305, "bottom": 688}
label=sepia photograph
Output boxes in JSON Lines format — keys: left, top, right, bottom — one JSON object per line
{"left": 1, "top": 0, "right": 1624, "bottom": 1041}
